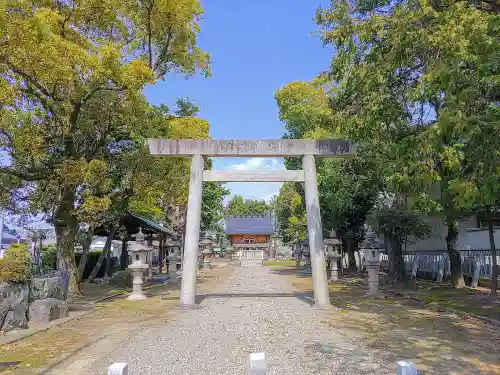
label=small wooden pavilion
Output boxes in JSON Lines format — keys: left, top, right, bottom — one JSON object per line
{"left": 94, "top": 212, "right": 178, "bottom": 272}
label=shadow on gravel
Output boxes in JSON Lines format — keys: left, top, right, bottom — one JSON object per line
{"left": 195, "top": 292, "right": 314, "bottom": 305}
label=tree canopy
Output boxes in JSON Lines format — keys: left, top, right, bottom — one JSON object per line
{"left": 225, "top": 195, "right": 270, "bottom": 217}
{"left": 0, "top": 0, "right": 211, "bottom": 292}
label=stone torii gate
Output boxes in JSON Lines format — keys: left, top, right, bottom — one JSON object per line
{"left": 148, "top": 139, "right": 356, "bottom": 308}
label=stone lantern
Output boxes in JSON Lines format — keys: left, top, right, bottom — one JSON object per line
{"left": 166, "top": 238, "right": 182, "bottom": 281}
{"left": 292, "top": 241, "right": 303, "bottom": 269}
{"left": 324, "top": 229, "right": 342, "bottom": 283}
{"left": 127, "top": 227, "right": 152, "bottom": 301}
{"left": 200, "top": 238, "right": 213, "bottom": 269}
{"left": 226, "top": 245, "right": 237, "bottom": 260}
{"left": 361, "top": 226, "right": 384, "bottom": 299}
{"left": 298, "top": 239, "right": 312, "bottom": 276}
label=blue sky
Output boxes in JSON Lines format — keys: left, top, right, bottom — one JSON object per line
{"left": 146, "top": 0, "right": 332, "bottom": 202}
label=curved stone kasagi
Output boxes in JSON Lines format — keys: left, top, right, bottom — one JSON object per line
{"left": 148, "top": 139, "right": 356, "bottom": 157}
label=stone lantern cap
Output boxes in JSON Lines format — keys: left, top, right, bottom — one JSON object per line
{"left": 324, "top": 237, "right": 341, "bottom": 246}
{"left": 130, "top": 227, "right": 152, "bottom": 253}
{"left": 165, "top": 239, "right": 181, "bottom": 247}
{"left": 200, "top": 238, "right": 213, "bottom": 245}
{"left": 325, "top": 229, "right": 341, "bottom": 245}
{"left": 361, "top": 225, "right": 382, "bottom": 249}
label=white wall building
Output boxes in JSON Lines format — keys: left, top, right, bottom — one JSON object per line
{"left": 407, "top": 215, "right": 500, "bottom": 251}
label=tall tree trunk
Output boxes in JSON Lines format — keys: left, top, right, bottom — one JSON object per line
{"left": 344, "top": 237, "right": 357, "bottom": 271}
{"left": 445, "top": 216, "right": 465, "bottom": 288}
{"left": 120, "top": 238, "right": 129, "bottom": 270}
{"left": 87, "top": 227, "right": 117, "bottom": 282}
{"left": 486, "top": 207, "right": 498, "bottom": 299}
{"left": 77, "top": 227, "right": 94, "bottom": 283}
{"left": 53, "top": 185, "right": 80, "bottom": 294}
{"left": 104, "top": 241, "right": 111, "bottom": 277}
{"left": 388, "top": 233, "right": 405, "bottom": 285}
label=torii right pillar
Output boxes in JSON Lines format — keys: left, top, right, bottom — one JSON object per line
{"left": 303, "top": 154, "right": 331, "bottom": 307}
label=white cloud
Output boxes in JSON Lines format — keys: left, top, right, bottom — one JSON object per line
{"left": 226, "top": 157, "right": 285, "bottom": 172}
{"left": 211, "top": 157, "right": 286, "bottom": 202}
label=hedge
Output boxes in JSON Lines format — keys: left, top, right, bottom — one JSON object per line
{"left": 42, "top": 248, "right": 119, "bottom": 280}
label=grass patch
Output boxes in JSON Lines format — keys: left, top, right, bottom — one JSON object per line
{"left": 264, "top": 259, "right": 296, "bottom": 267}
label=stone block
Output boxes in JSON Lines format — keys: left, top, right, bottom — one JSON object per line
{"left": 31, "top": 277, "right": 64, "bottom": 301}
{"left": 47, "top": 270, "right": 70, "bottom": 300}
{"left": 29, "top": 298, "right": 68, "bottom": 324}
{"left": 0, "top": 282, "right": 30, "bottom": 332}
{"left": 2, "top": 300, "right": 28, "bottom": 331}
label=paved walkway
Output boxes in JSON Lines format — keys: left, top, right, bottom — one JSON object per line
{"left": 70, "top": 266, "right": 393, "bottom": 375}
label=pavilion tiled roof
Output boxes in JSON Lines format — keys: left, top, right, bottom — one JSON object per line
{"left": 225, "top": 217, "right": 274, "bottom": 235}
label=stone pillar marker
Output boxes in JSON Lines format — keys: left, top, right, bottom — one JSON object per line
{"left": 303, "top": 154, "right": 330, "bottom": 307}
{"left": 180, "top": 154, "right": 204, "bottom": 307}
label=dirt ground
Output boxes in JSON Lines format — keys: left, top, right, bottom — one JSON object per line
{"left": 285, "top": 269, "right": 500, "bottom": 375}
{"left": 0, "top": 264, "right": 234, "bottom": 374}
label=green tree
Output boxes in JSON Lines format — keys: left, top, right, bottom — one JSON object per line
{"left": 225, "top": 195, "right": 270, "bottom": 217}
{"left": 0, "top": 0, "right": 209, "bottom": 293}
{"left": 275, "top": 183, "right": 307, "bottom": 243}
{"left": 245, "top": 199, "right": 270, "bottom": 216}
{"left": 318, "top": 156, "right": 381, "bottom": 270}
{"left": 201, "top": 182, "right": 230, "bottom": 232}
{"left": 315, "top": 0, "right": 500, "bottom": 287}
{"left": 368, "top": 194, "right": 433, "bottom": 284}
{"left": 275, "top": 80, "right": 382, "bottom": 268}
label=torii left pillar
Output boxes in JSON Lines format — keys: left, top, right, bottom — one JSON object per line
{"left": 179, "top": 154, "right": 203, "bottom": 307}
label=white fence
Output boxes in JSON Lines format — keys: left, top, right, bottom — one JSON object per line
{"left": 379, "top": 250, "right": 500, "bottom": 283}
{"left": 240, "top": 249, "right": 264, "bottom": 267}
{"left": 108, "top": 354, "right": 420, "bottom": 374}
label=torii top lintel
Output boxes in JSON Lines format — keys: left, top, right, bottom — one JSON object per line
{"left": 148, "top": 139, "right": 356, "bottom": 157}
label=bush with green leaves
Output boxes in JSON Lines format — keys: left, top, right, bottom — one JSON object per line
{"left": 110, "top": 269, "right": 132, "bottom": 289}
{"left": 0, "top": 243, "right": 31, "bottom": 283}
{"left": 42, "top": 245, "right": 57, "bottom": 272}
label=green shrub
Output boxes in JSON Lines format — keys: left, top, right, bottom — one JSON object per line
{"left": 0, "top": 243, "right": 31, "bottom": 283}
{"left": 42, "top": 245, "right": 57, "bottom": 272}
{"left": 110, "top": 269, "right": 132, "bottom": 288}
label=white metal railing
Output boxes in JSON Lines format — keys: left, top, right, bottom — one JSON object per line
{"left": 379, "top": 250, "right": 500, "bottom": 281}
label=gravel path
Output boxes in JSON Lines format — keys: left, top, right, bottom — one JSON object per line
{"left": 94, "top": 266, "right": 394, "bottom": 375}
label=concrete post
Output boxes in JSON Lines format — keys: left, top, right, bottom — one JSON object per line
{"left": 249, "top": 352, "right": 267, "bottom": 375}
{"left": 108, "top": 363, "right": 128, "bottom": 375}
{"left": 302, "top": 154, "right": 330, "bottom": 307}
{"left": 179, "top": 154, "right": 204, "bottom": 307}
{"left": 396, "top": 361, "right": 418, "bottom": 375}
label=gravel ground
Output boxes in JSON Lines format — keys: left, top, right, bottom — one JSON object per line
{"left": 89, "top": 266, "right": 395, "bottom": 375}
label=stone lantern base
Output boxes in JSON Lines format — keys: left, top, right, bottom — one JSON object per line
{"left": 364, "top": 263, "right": 385, "bottom": 299}
{"left": 127, "top": 265, "right": 148, "bottom": 301}
{"left": 328, "top": 255, "right": 341, "bottom": 283}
